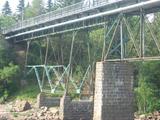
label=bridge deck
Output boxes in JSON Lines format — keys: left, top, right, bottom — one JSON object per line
{"left": 3, "top": 0, "right": 121, "bottom": 34}
{"left": 2, "top": 0, "right": 160, "bottom": 42}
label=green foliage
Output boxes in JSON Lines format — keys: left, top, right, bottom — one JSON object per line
{"left": 0, "top": 63, "right": 20, "bottom": 101}
{"left": 24, "top": 0, "right": 45, "bottom": 18}
{"left": 14, "top": 85, "right": 39, "bottom": 101}
{"left": 0, "top": 63, "right": 20, "bottom": 81}
{"left": 0, "top": 38, "right": 20, "bottom": 102}
{"left": 141, "top": 62, "right": 160, "bottom": 90}
{"left": 32, "top": 0, "right": 46, "bottom": 15}
{"left": 73, "top": 66, "right": 83, "bottom": 84}
{"left": 135, "top": 76, "right": 155, "bottom": 113}
{"left": 0, "top": 16, "right": 16, "bottom": 29}
{"left": 0, "top": 49, "right": 15, "bottom": 68}
{"left": 135, "top": 61, "right": 160, "bottom": 113}
{"left": 89, "top": 28, "right": 104, "bottom": 60}
{"left": 27, "top": 41, "right": 44, "bottom": 65}
{"left": 24, "top": 5, "right": 34, "bottom": 19}
{"left": 12, "top": 112, "right": 18, "bottom": 117}
{"left": 0, "top": 36, "right": 8, "bottom": 49}
{"left": 69, "top": 93, "right": 80, "bottom": 100}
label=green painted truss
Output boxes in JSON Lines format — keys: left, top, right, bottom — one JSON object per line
{"left": 26, "top": 64, "right": 92, "bottom": 94}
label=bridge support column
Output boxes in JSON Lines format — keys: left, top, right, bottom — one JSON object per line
{"left": 93, "top": 62, "right": 134, "bottom": 120}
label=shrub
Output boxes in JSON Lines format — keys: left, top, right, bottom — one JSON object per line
{"left": 135, "top": 75, "right": 156, "bottom": 113}
{"left": 0, "top": 63, "right": 20, "bottom": 101}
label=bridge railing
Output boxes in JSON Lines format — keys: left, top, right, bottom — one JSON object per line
{"left": 2, "top": 0, "right": 124, "bottom": 34}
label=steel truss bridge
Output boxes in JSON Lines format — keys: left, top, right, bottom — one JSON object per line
{"left": 2, "top": 0, "right": 160, "bottom": 94}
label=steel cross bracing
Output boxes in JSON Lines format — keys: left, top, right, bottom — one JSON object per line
{"left": 26, "top": 65, "right": 92, "bottom": 94}
{"left": 101, "top": 12, "right": 160, "bottom": 61}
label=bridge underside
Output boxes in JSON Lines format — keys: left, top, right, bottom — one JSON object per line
{"left": 2, "top": 0, "right": 160, "bottom": 62}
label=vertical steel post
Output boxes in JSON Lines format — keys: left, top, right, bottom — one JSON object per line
{"left": 65, "top": 31, "right": 77, "bottom": 96}
{"left": 25, "top": 40, "right": 30, "bottom": 67}
{"left": 140, "top": 10, "right": 145, "bottom": 58}
{"left": 69, "top": 31, "right": 76, "bottom": 66}
{"left": 44, "top": 66, "right": 53, "bottom": 92}
{"left": 42, "top": 37, "right": 49, "bottom": 88}
{"left": 23, "top": 40, "right": 31, "bottom": 80}
{"left": 120, "top": 15, "right": 124, "bottom": 59}
{"left": 34, "top": 67, "right": 43, "bottom": 92}
{"left": 102, "top": 23, "right": 107, "bottom": 61}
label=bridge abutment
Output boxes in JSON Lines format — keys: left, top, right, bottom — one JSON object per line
{"left": 93, "top": 62, "right": 134, "bottom": 120}
{"left": 59, "top": 95, "right": 93, "bottom": 120}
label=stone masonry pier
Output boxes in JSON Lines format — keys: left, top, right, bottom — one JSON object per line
{"left": 93, "top": 62, "right": 134, "bottom": 120}
{"left": 59, "top": 96, "right": 93, "bottom": 120}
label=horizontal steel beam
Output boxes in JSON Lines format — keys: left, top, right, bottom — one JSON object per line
{"left": 106, "top": 56, "right": 160, "bottom": 62}
{"left": 15, "top": 22, "right": 105, "bottom": 42}
{"left": 27, "top": 65, "right": 65, "bottom": 68}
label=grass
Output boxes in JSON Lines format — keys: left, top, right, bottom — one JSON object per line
{"left": 8, "top": 84, "right": 40, "bottom": 102}
{"left": 12, "top": 112, "right": 19, "bottom": 117}
{"left": 7, "top": 84, "right": 81, "bottom": 103}
{"left": 16, "top": 85, "right": 39, "bottom": 101}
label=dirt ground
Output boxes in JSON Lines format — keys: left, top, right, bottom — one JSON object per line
{"left": 1, "top": 103, "right": 160, "bottom": 120}
{"left": 0, "top": 103, "right": 59, "bottom": 120}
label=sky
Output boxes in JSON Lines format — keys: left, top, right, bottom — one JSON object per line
{"left": 0, "top": 0, "right": 50, "bottom": 13}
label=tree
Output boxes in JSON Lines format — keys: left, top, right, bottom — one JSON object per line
{"left": 17, "top": 0, "right": 25, "bottom": 20}
{"left": 0, "top": 63, "right": 20, "bottom": 101}
{"left": 134, "top": 61, "right": 160, "bottom": 113}
{"left": 47, "top": 0, "right": 53, "bottom": 12}
{"left": 135, "top": 76, "right": 155, "bottom": 113}
{"left": 0, "top": 16, "right": 16, "bottom": 29}
{"left": 24, "top": 2, "right": 33, "bottom": 19}
{"left": 0, "top": 38, "right": 20, "bottom": 102}
{"left": 17, "top": 0, "right": 25, "bottom": 14}
{"left": 2, "top": 1, "right": 12, "bottom": 16}
{"left": 23, "top": 0, "right": 45, "bottom": 18}
{"left": 32, "top": 0, "right": 46, "bottom": 15}
{"left": 26, "top": 2, "right": 30, "bottom": 8}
